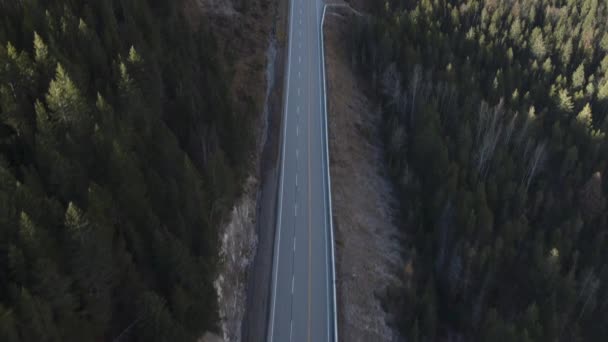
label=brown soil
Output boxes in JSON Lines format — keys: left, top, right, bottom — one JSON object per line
{"left": 324, "top": 8, "right": 404, "bottom": 342}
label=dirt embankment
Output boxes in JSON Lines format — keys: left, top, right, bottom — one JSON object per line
{"left": 183, "top": 1, "right": 284, "bottom": 341}
{"left": 324, "top": 7, "right": 404, "bottom": 341}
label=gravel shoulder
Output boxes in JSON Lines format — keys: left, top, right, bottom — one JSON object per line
{"left": 324, "top": 8, "right": 404, "bottom": 341}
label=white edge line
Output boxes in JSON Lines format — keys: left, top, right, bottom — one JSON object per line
{"left": 269, "top": 0, "right": 296, "bottom": 339}
{"left": 321, "top": 4, "right": 339, "bottom": 342}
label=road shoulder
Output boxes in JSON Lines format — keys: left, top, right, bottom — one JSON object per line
{"left": 324, "top": 7, "right": 404, "bottom": 341}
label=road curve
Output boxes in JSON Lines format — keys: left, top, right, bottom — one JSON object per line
{"left": 267, "top": 0, "right": 337, "bottom": 341}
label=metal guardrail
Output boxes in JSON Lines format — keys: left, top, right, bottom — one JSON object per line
{"left": 320, "top": 4, "right": 339, "bottom": 342}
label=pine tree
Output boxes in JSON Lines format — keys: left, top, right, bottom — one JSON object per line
{"left": 558, "top": 89, "right": 574, "bottom": 112}
{"left": 31, "top": 258, "right": 76, "bottom": 315}
{"left": 601, "top": 32, "right": 608, "bottom": 52}
{"left": 0, "top": 304, "right": 19, "bottom": 342}
{"left": 576, "top": 103, "right": 593, "bottom": 129}
{"left": 572, "top": 63, "right": 586, "bottom": 89}
{"left": 579, "top": 172, "right": 606, "bottom": 221}
{"left": 33, "top": 32, "right": 50, "bottom": 67}
{"left": 598, "top": 80, "right": 608, "bottom": 101}
{"left": 522, "top": 303, "right": 542, "bottom": 340}
{"left": 128, "top": 45, "right": 142, "bottom": 64}
{"left": 542, "top": 58, "right": 553, "bottom": 74}
{"left": 509, "top": 18, "right": 522, "bottom": 42}
{"left": 45, "top": 64, "right": 86, "bottom": 125}
{"left": 137, "top": 291, "right": 190, "bottom": 342}
{"left": 561, "top": 39, "right": 573, "bottom": 67}
{"left": 530, "top": 27, "right": 546, "bottom": 60}
{"left": 7, "top": 244, "right": 27, "bottom": 285}
{"left": 64, "top": 202, "right": 86, "bottom": 231}
{"left": 18, "top": 211, "right": 39, "bottom": 257}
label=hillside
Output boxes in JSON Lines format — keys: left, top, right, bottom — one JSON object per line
{"left": 350, "top": 0, "right": 608, "bottom": 340}
{"left": 0, "top": 0, "right": 261, "bottom": 340}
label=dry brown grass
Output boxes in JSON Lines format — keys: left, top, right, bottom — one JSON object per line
{"left": 325, "top": 8, "right": 404, "bottom": 342}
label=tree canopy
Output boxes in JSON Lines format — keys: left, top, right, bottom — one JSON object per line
{"left": 352, "top": 0, "right": 608, "bottom": 340}
{"left": 0, "top": 0, "right": 251, "bottom": 340}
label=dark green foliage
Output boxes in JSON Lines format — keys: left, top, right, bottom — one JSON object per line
{"left": 0, "top": 0, "right": 249, "bottom": 340}
{"left": 353, "top": 0, "right": 608, "bottom": 341}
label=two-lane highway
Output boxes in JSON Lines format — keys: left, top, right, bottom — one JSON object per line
{"left": 268, "top": 0, "right": 336, "bottom": 341}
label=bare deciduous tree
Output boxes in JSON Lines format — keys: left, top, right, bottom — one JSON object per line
{"left": 475, "top": 100, "right": 506, "bottom": 176}
{"left": 409, "top": 65, "right": 422, "bottom": 127}
{"left": 521, "top": 140, "right": 546, "bottom": 191}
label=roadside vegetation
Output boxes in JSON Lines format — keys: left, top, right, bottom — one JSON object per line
{"left": 352, "top": 0, "right": 608, "bottom": 340}
{"left": 0, "top": 0, "right": 252, "bottom": 340}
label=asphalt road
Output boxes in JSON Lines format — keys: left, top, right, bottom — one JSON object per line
{"left": 268, "top": 0, "right": 336, "bottom": 341}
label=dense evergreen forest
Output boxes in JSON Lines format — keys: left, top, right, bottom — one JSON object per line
{"left": 0, "top": 0, "right": 251, "bottom": 340}
{"left": 352, "top": 0, "right": 608, "bottom": 340}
